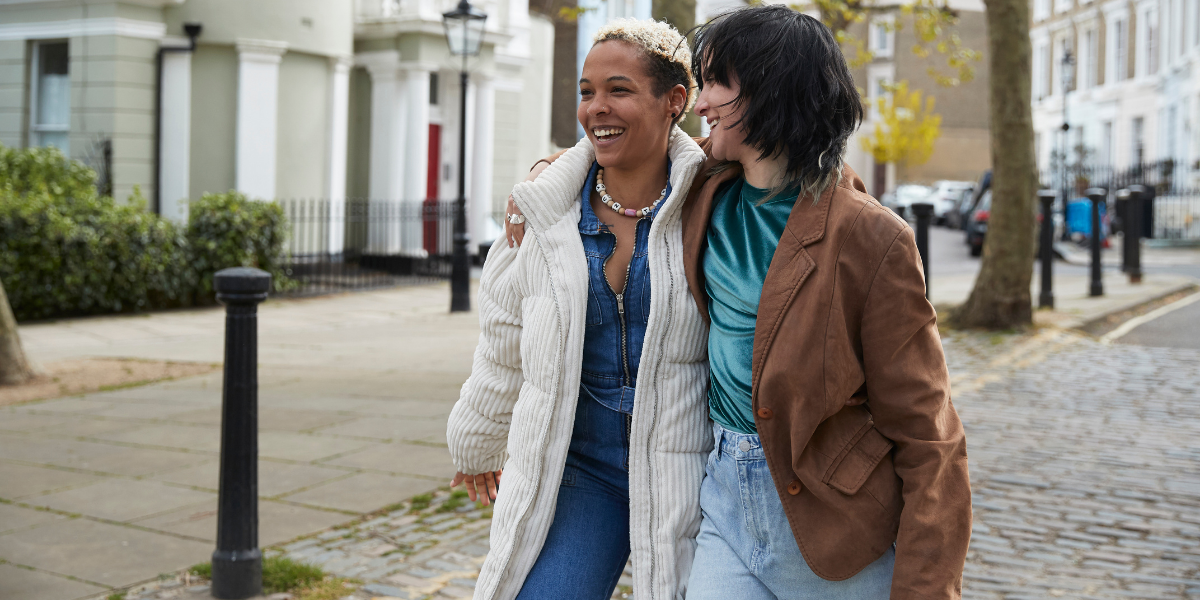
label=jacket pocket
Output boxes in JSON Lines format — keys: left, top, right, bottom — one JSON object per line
{"left": 821, "top": 418, "right": 894, "bottom": 495}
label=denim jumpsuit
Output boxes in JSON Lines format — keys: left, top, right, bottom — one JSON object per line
{"left": 516, "top": 162, "right": 670, "bottom": 599}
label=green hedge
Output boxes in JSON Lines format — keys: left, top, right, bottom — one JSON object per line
{"left": 188, "top": 192, "right": 292, "bottom": 297}
{"left": 0, "top": 145, "right": 291, "bottom": 322}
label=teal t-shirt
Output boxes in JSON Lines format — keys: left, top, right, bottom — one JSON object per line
{"left": 704, "top": 177, "right": 799, "bottom": 434}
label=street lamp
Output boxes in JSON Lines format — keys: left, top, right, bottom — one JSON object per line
{"left": 1059, "top": 46, "right": 1074, "bottom": 241}
{"left": 443, "top": 0, "right": 487, "bottom": 313}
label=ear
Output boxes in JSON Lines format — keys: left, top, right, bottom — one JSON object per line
{"left": 669, "top": 83, "right": 687, "bottom": 122}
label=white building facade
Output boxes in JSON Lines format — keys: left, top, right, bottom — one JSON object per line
{"left": 0, "top": 0, "right": 555, "bottom": 254}
{"left": 1031, "top": 0, "right": 1200, "bottom": 182}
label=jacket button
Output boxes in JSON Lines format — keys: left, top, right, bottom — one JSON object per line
{"left": 788, "top": 480, "right": 802, "bottom": 495}
{"left": 757, "top": 407, "right": 774, "bottom": 419}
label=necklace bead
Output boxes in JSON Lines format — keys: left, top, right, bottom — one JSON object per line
{"left": 595, "top": 168, "right": 666, "bottom": 218}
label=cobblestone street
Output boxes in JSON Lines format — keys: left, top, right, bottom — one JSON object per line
{"left": 113, "top": 327, "right": 1200, "bottom": 600}
{"left": 947, "top": 330, "right": 1200, "bottom": 598}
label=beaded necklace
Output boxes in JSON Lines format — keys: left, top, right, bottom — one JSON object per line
{"left": 595, "top": 168, "right": 668, "bottom": 218}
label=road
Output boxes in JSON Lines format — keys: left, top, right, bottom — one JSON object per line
{"left": 1116, "top": 295, "right": 1200, "bottom": 350}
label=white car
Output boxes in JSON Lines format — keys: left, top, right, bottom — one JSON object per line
{"left": 883, "top": 184, "right": 933, "bottom": 218}
{"left": 928, "top": 180, "right": 975, "bottom": 224}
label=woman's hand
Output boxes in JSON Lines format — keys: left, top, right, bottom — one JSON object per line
{"left": 505, "top": 197, "right": 526, "bottom": 248}
{"left": 450, "top": 470, "right": 503, "bottom": 506}
{"left": 504, "top": 160, "right": 551, "bottom": 247}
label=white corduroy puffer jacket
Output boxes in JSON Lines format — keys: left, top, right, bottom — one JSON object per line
{"left": 446, "top": 128, "right": 711, "bottom": 600}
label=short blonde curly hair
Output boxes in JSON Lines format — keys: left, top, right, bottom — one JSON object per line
{"left": 593, "top": 19, "right": 696, "bottom": 123}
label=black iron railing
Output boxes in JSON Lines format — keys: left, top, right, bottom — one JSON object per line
{"left": 278, "top": 198, "right": 460, "bottom": 296}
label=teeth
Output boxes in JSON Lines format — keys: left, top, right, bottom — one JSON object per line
{"left": 593, "top": 128, "right": 626, "bottom": 138}
{"left": 708, "top": 117, "right": 720, "bottom": 128}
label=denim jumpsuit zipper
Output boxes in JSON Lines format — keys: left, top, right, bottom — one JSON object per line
{"left": 516, "top": 161, "right": 671, "bottom": 599}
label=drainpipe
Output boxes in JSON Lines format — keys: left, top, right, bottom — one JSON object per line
{"left": 153, "top": 22, "right": 202, "bottom": 215}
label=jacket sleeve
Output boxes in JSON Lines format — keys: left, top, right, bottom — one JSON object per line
{"left": 860, "top": 226, "right": 972, "bottom": 599}
{"left": 445, "top": 237, "right": 525, "bottom": 475}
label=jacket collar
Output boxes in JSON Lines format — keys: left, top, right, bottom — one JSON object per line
{"left": 681, "top": 140, "right": 867, "bottom": 329}
{"left": 512, "top": 127, "right": 705, "bottom": 235}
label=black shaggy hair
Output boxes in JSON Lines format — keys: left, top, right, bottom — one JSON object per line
{"left": 692, "top": 6, "right": 863, "bottom": 198}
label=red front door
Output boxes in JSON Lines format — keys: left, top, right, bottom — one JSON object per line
{"left": 423, "top": 124, "right": 442, "bottom": 255}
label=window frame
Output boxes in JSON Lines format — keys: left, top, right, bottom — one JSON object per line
{"left": 869, "top": 15, "right": 895, "bottom": 59}
{"left": 27, "top": 39, "right": 71, "bottom": 153}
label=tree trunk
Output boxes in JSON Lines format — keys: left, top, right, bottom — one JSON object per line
{"left": 0, "top": 277, "right": 36, "bottom": 385}
{"left": 950, "top": 0, "right": 1037, "bottom": 329}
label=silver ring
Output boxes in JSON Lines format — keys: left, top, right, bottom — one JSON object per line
{"left": 507, "top": 213, "right": 525, "bottom": 225}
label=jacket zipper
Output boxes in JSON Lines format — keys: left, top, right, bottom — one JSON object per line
{"left": 601, "top": 218, "right": 641, "bottom": 388}
{"left": 615, "top": 291, "right": 632, "bottom": 386}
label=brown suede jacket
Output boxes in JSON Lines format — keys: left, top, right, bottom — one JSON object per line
{"left": 682, "top": 139, "right": 971, "bottom": 599}
{"left": 529, "top": 140, "right": 972, "bottom": 598}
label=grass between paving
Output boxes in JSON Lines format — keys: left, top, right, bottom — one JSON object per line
{"left": 189, "top": 556, "right": 353, "bottom": 598}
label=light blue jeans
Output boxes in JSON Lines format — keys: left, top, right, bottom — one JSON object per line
{"left": 687, "top": 422, "right": 896, "bottom": 599}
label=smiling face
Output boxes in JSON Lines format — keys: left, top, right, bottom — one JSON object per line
{"left": 578, "top": 41, "right": 679, "bottom": 170}
{"left": 693, "top": 66, "right": 751, "bottom": 165}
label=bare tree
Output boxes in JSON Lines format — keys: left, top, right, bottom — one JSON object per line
{"left": 950, "top": 0, "right": 1038, "bottom": 328}
{"left": 0, "top": 278, "right": 36, "bottom": 385}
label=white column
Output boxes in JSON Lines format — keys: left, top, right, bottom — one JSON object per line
{"left": 159, "top": 39, "right": 191, "bottom": 223}
{"left": 326, "top": 55, "right": 352, "bottom": 255}
{"left": 359, "top": 50, "right": 405, "bottom": 254}
{"left": 470, "top": 73, "right": 496, "bottom": 253}
{"left": 402, "top": 63, "right": 432, "bottom": 257}
{"left": 235, "top": 39, "right": 288, "bottom": 201}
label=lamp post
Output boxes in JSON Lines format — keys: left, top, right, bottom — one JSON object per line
{"left": 443, "top": 0, "right": 487, "bottom": 313}
{"left": 1059, "top": 47, "right": 1074, "bottom": 241}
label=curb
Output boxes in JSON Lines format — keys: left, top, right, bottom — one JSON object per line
{"left": 1070, "top": 280, "right": 1200, "bottom": 335}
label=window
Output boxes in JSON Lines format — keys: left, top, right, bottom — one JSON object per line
{"left": 1035, "top": 0, "right": 1050, "bottom": 20}
{"left": 1074, "top": 125, "right": 1085, "bottom": 163}
{"left": 1166, "top": 105, "right": 1177, "bottom": 160}
{"left": 29, "top": 41, "right": 69, "bottom": 153}
{"left": 1035, "top": 42, "right": 1049, "bottom": 99}
{"left": 1132, "top": 116, "right": 1145, "bottom": 164}
{"left": 870, "top": 17, "right": 894, "bottom": 58}
{"left": 1114, "top": 18, "right": 1128, "bottom": 81}
{"left": 1085, "top": 28, "right": 1099, "bottom": 88}
{"left": 429, "top": 72, "right": 439, "bottom": 105}
{"left": 1102, "top": 120, "right": 1113, "bottom": 165}
{"left": 1147, "top": 14, "right": 1159, "bottom": 75}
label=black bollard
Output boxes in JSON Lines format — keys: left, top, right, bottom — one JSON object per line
{"left": 895, "top": 204, "right": 908, "bottom": 221}
{"left": 911, "top": 202, "right": 934, "bottom": 300}
{"left": 1116, "top": 188, "right": 1132, "bottom": 273}
{"left": 1085, "top": 188, "right": 1106, "bottom": 297}
{"left": 1038, "top": 190, "right": 1056, "bottom": 309}
{"left": 1126, "top": 185, "right": 1146, "bottom": 284}
{"left": 212, "top": 267, "right": 271, "bottom": 600}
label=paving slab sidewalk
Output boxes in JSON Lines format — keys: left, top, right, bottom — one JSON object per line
{"left": 3, "top": 283, "right": 481, "bottom": 600}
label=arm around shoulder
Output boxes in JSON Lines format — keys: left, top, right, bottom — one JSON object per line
{"left": 446, "top": 237, "right": 526, "bottom": 475}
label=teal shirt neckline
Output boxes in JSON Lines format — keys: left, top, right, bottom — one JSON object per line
{"left": 704, "top": 178, "right": 801, "bottom": 435}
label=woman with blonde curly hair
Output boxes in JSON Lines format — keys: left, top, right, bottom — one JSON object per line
{"left": 445, "top": 19, "right": 710, "bottom": 600}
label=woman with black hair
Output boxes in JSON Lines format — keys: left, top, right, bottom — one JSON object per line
{"left": 505, "top": 7, "right": 971, "bottom": 598}
{"left": 681, "top": 6, "right": 971, "bottom": 598}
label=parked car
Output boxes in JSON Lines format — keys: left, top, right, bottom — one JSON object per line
{"left": 928, "top": 180, "right": 975, "bottom": 225}
{"left": 966, "top": 189, "right": 991, "bottom": 256}
{"left": 943, "top": 186, "right": 976, "bottom": 230}
{"left": 883, "top": 184, "right": 933, "bottom": 219}
{"left": 958, "top": 170, "right": 991, "bottom": 233}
